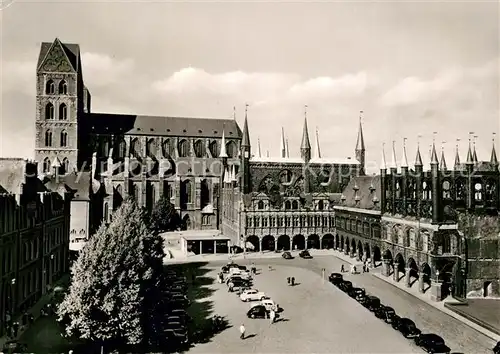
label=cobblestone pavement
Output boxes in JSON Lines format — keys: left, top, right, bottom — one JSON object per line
{"left": 187, "top": 265, "right": 423, "bottom": 353}
{"left": 234, "top": 256, "right": 496, "bottom": 354}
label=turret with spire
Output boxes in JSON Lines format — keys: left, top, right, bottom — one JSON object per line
{"left": 240, "top": 104, "right": 251, "bottom": 193}
{"left": 315, "top": 127, "right": 322, "bottom": 159}
{"left": 430, "top": 133, "right": 441, "bottom": 223}
{"left": 414, "top": 136, "right": 423, "bottom": 217}
{"left": 454, "top": 139, "right": 461, "bottom": 170}
{"left": 440, "top": 142, "right": 447, "bottom": 171}
{"left": 257, "top": 137, "right": 262, "bottom": 158}
{"left": 465, "top": 133, "right": 474, "bottom": 209}
{"left": 355, "top": 111, "right": 366, "bottom": 174}
{"left": 281, "top": 127, "right": 286, "bottom": 158}
{"left": 414, "top": 136, "right": 423, "bottom": 170}
{"left": 472, "top": 135, "right": 479, "bottom": 165}
{"left": 401, "top": 138, "right": 408, "bottom": 216}
{"left": 380, "top": 143, "right": 388, "bottom": 213}
{"left": 300, "top": 105, "right": 311, "bottom": 163}
{"left": 390, "top": 141, "right": 398, "bottom": 174}
{"left": 491, "top": 133, "right": 498, "bottom": 167}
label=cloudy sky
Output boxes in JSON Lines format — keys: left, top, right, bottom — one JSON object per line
{"left": 1, "top": 0, "right": 498, "bottom": 173}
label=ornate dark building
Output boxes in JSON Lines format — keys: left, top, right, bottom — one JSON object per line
{"left": 221, "top": 109, "right": 365, "bottom": 252}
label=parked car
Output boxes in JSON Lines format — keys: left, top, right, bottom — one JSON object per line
{"left": 299, "top": 250, "right": 313, "bottom": 259}
{"left": 374, "top": 305, "right": 396, "bottom": 323}
{"left": 391, "top": 314, "right": 401, "bottom": 330}
{"left": 260, "top": 297, "right": 282, "bottom": 312}
{"left": 415, "top": 334, "right": 450, "bottom": 353}
{"left": 493, "top": 341, "right": 500, "bottom": 354}
{"left": 240, "top": 289, "right": 266, "bottom": 302}
{"left": 362, "top": 295, "right": 381, "bottom": 311}
{"left": 230, "top": 268, "right": 252, "bottom": 280}
{"left": 397, "top": 318, "right": 421, "bottom": 338}
{"left": 222, "top": 263, "right": 241, "bottom": 273}
{"left": 227, "top": 275, "right": 251, "bottom": 286}
{"left": 338, "top": 280, "right": 353, "bottom": 293}
{"left": 247, "top": 304, "right": 273, "bottom": 319}
{"left": 348, "top": 287, "right": 366, "bottom": 301}
{"left": 328, "top": 273, "right": 343, "bottom": 285}
{"left": 282, "top": 251, "right": 293, "bottom": 259}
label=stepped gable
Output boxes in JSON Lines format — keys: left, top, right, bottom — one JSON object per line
{"left": 340, "top": 175, "right": 381, "bottom": 210}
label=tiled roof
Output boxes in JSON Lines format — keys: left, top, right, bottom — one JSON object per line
{"left": 44, "top": 172, "right": 91, "bottom": 201}
{"left": 0, "top": 158, "right": 27, "bottom": 194}
{"left": 37, "top": 40, "right": 80, "bottom": 71}
{"left": 85, "top": 113, "right": 242, "bottom": 139}
{"left": 339, "top": 175, "right": 381, "bottom": 211}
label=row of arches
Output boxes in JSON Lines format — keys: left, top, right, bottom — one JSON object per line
{"left": 44, "top": 130, "right": 68, "bottom": 147}
{"left": 246, "top": 234, "right": 336, "bottom": 252}
{"left": 42, "top": 157, "right": 70, "bottom": 174}
{"left": 45, "top": 79, "right": 68, "bottom": 95}
{"left": 44, "top": 102, "right": 67, "bottom": 120}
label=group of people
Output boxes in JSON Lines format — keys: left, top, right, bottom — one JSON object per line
{"left": 340, "top": 261, "right": 370, "bottom": 274}
{"left": 286, "top": 277, "right": 296, "bottom": 286}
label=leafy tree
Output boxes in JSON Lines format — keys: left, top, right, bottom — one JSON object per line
{"left": 149, "top": 196, "right": 181, "bottom": 232}
{"left": 57, "top": 198, "right": 168, "bottom": 351}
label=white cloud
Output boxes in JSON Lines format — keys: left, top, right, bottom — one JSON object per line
{"left": 1, "top": 60, "right": 36, "bottom": 96}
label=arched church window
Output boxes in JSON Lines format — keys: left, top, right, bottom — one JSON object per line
{"left": 58, "top": 80, "right": 68, "bottom": 94}
{"left": 45, "top": 103, "right": 54, "bottom": 120}
{"left": 130, "top": 138, "right": 140, "bottom": 157}
{"left": 45, "top": 130, "right": 53, "bottom": 147}
{"left": 442, "top": 181, "right": 451, "bottom": 199}
{"left": 117, "top": 138, "right": 126, "bottom": 159}
{"left": 194, "top": 140, "right": 205, "bottom": 158}
{"left": 209, "top": 140, "right": 219, "bottom": 157}
{"left": 59, "top": 103, "right": 67, "bottom": 120}
{"left": 46, "top": 80, "right": 55, "bottom": 94}
{"left": 200, "top": 179, "right": 210, "bottom": 207}
{"left": 178, "top": 139, "right": 189, "bottom": 157}
{"left": 279, "top": 170, "right": 293, "bottom": 185}
{"left": 60, "top": 130, "right": 68, "bottom": 147}
{"left": 226, "top": 141, "right": 236, "bottom": 158}
{"left": 146, "top": 138, "right": 156, "bottom": 158}
{"left": 292, "top": 200, "right": 299, "bottom": 210}
{"left": 61, "top": 158, "right": 69, "bottom": 174}
{"left": 43, "top": 157, "right": 50, "bottom": 173}
{"left": 284, "top": 200, "right": 291, "bottom": 210}
{"left": 474, "top": 183, "right": 483, "bottom": 201}
{"left": 257, "top": 200, "right": 264, "bottom": 210}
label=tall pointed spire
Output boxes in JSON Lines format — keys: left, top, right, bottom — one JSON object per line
{"left": 454, "top": 139, "right": 461, "bottom": 169}
{"left": 401, "top": 138, "right": 408, "bottom": 168}
{"left": 380, "top": 143, "right": 387, "bottom": 170}
{"left": 430, "top": 133, "right": 439, "bottom": 165}
{"left": 300, "top": 105, "right": 311, "bottom": 161}
{"left": 440, "top": 141, "right": 447, "bottom": 171}
{"left": 281, "top": 127, "right": 286, "bottom": 158}
{"left": 241, "top": 104, "right": 250, "bottom": 148}
{"left": 390, "top": 140, "right": 397, "bottom": 169}
{"left": 415, "top": 135, "right": 423, "bottom": 167}
{"left": 233, "top": 106, "right": 236, "bottom": 120}
{"left": 219, "top": 125, "right": 228, "bottom": 158}
{"left": 266, "top": 150, "right": 270, "bottom": 158}
{"left": 491, "top": 132, "right": 498, "bottom": 165}
{"left": 258, "top": 137, "right": 262, "bottom": 158}
{"left": 315, "top": 127, "right": 322, "bottom": 159}
{"left": 472, "top": 135, "right": 478, "bottom": 163}
{"left": 355, "top": 111, "right": 365, "bottom": 151}
{"left": 466, "top": 132, "right": 474, "bottom": 164}
{"left": 286, "top": 138, "right": 290, "bottom": 158}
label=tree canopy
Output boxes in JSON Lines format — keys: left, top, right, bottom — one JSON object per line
{"left": 57, "top": 198, "right": 168, "bottom": 351}
{"left": 149, "top": 196, "right": 181, "bottom": 232}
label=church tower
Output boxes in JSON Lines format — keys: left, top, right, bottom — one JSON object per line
{"left": 35, "top": 38, "right": 89, "bottom": 176}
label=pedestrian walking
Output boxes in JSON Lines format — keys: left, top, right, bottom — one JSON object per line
{"left": 341, "top": 264, "right": 345, "bottom": 273}
{"left": 291, "top": 277, "right": 295, "bottom": 286}
{"left": 269, "top": 310, "right": 276, "bottom": 324}
{"left": 239, "top": 324, "right": 246, "bottom": 339}
{"left": 287, "top": 276, "right": 291, "bottom": 285}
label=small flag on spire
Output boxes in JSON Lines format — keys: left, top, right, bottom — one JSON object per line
{"left": 233, "top": 106, "right": 236, "bottom": 120}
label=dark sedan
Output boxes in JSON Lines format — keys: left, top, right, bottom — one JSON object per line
{"left": 299, "top": 250, "right": 313, "bottom": 259}
{"left": 247, "top": 304, "right": 272, "bottom": 319}
{"left": 374, "top": 305, "right": 396, "bottom": 323}
{"left": 397, "top": 318, "right": 421, "bottom": 338}
{"left": 493, "top": 341, "right": 500, "bottom": 354}
{"left": 348, "top": 287, "right": 366, "bottom": 301}
{"left": 362, "top": 295, "right": 381, "bottom": 311}
{"left": 282, "top": 251, "right": 294, "bottom": 259}
{"left": 415, "top": 334, "right": 451, "bottom": 353}
{"left": 338, "top": 280, "right": 353, "bottom": 292}
{"left": 328, "top": 273, "right": 343, "bottom": 285}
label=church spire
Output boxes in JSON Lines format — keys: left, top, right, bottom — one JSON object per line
{"left": 241, "top": 104, "right": 250, "bottom": 148}
{"left": 430, "top": 133, "right": 439, "bottom": 165}
{"left": 219, "top": 126, "right": 228, "bottom": 158}
{"left": 472, "top": 135, "right": 478, "bottom": 163}
{"left": 380, "top": 143, "right": 387, "bottom": 170}
{"left": 315, "top": 127, "right": 322, "bottom": 159}
{"left": 300, "top": 105, "right": 311, "bottom": 162}
{"left": 401, "top": 138, "right": 408, "bottom": 168}
{"left": 454, "top": 139, "right": 461, "bottom": 169}
{"left": 258, "top": 137, "right": 262, "bottom": 158}
{"left": 466, "top": 133, "right": 474, "bottom": 164}
{"left": 390, "top": 140, "right": 397, "bottom": 170}
{"left": 415, "top": 135, "right": 423, "bottom": 167}
{"left": 286, "top": 138, "right": 290, "bottom": 158}
{"left": 281, "top": 127, "right": 286, "bottom": 158}
{"left": 440, "top": 141, "right": 447, "bottom": 171}
{"left": 355, "top": 111, "right": 365, "bottom": 151}
{"left": 491, "top": 133, "right": 498, "bottom": 165}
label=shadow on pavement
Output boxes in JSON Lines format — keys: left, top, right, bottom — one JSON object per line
{"left": 244, "top": 333, "right": 257, "bottom": 339}
{"left": 165, "top": 262, "right": 233, "bottom": 350}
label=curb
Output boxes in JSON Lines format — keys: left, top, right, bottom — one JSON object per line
{"left": 444, "top": 302, "right": 500, "bottom": 337}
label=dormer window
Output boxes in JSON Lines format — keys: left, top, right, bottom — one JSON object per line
{"left": 373, "top": 196, "right": 379, "bottom": 204}
{"left": 355, "top": 195, "right": 361, "bottom": 202}
{"left": 341, "top": 194, "right": 346, "bottom": 202}
{"left": 353, "top": 183, "right": 359, "bottom": 191}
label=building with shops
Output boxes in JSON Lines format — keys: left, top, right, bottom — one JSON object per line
{"left": 0, "top": 158, "right": 71, "bottom": 337}
{"left": 34, "top": 38, "right": 241, "bottom": 251}
{"left": 221, "top": 110, "right": 365, "bottom": 251}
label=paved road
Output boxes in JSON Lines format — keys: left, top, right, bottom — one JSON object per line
{"left": 187, "top": 265, "right": 423, "bottom": 353}
{"left": 207, "top": 255, "right": 495, "bottom": 354}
